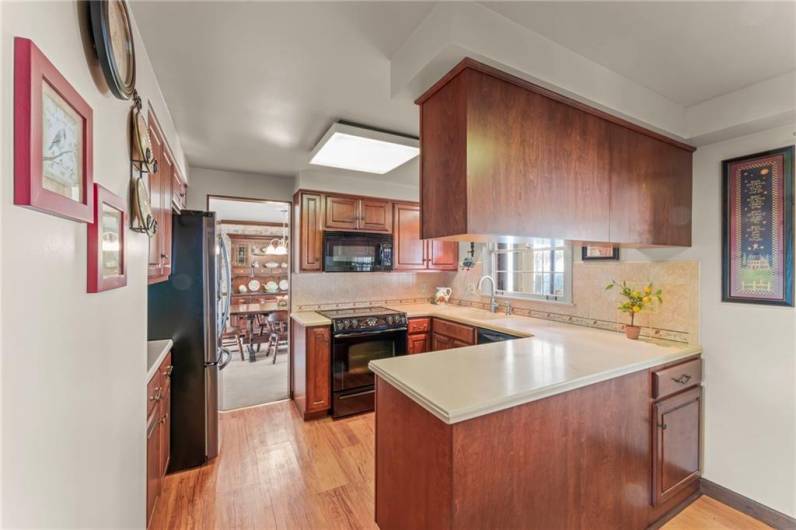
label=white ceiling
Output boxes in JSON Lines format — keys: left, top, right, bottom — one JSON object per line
{"left": 208, "top": 197, "right": 290, "bottom": 223}
{"left": 131, "top": 1, "right": 433, "bottom": 177}
{"left": 482, "top": 1, "right": 796, "bottom": 106}
{"left": 132, "top": 1, "right": 795, "bottom": 179}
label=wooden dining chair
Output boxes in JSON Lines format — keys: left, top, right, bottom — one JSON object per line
{"left": 266, "top": 311, "right": 289, "bottom": 364}
{"left": 222, "top": 317, "right": 246, "bottom": 361}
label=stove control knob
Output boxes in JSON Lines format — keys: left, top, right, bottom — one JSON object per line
{"left": 386, "top": 316, "right": 393, "bottom": 324}
{"left": 367, "top": 318, "right": 377, "bottom": 327}
{"left": 351, "top": 319, "right": 358, "bottom": 328}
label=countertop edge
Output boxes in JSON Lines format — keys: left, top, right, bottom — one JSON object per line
{"left": 147, "top": 339, "right": 173, "bottom": 382}
{"left": 371, "top": 345, "right": 702, "bottom": 425}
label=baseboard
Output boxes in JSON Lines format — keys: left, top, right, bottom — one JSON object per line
{"left": 647, "top": 490, "right": 702, "bottom": 530}
{"left": 701, "top": 478, "right": 796, "bottom": 529}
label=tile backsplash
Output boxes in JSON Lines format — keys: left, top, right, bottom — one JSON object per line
{"left": 451, "top": 258, "right": 699, "bottom": 344}
{"left": 292, "top": 272, "right": 456, "bottom": 310}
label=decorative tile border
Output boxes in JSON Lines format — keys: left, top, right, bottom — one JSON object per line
{"left": 452, "top": 299, "right": 690, "bottom": 343}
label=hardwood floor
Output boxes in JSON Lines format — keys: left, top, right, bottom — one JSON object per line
{"left": 151, "top": 400, "right": 768, "bottom": 530}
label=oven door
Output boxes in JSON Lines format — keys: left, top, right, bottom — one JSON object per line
{"left": 332, "top": 328, "right": 407, "bottom": 394}
{"left": 323, "top": 231, "right": 393, "bottom": 272}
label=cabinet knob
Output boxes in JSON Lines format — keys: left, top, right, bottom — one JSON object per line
{"left": 657, "top": 423, "right": 667, "bottom": 430}
{"left": 161, "top": 253, "right": 169, "bottom": 261}
{"left": 671, "top": 374, "right": 692, "bottom": 385}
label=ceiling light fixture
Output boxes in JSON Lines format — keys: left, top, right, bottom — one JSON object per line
{"left": 309, "top": 122, "right": 419, "bottom": 174}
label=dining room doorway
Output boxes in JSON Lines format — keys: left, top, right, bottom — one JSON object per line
{"left": 209, "top": 195, "right": 291, "bottom": 410}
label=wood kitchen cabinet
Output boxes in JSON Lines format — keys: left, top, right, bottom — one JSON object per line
{"left": 146, "top": 352, "right": 173, "bottom": 528}
{"left": 147, "top": 110, "right": 185, "bottom": 284}
{"left": 407, "top": 317, "right": 431, "bottom": 354}
{"left": 651, "top": 358, "right": 702, "bottom": 507}
{"left": 295, "top": 191, "right": 324, "bottom": 272}
{"left": 291, "top": 320, "right": 331, "bottom": 419}
{"left": 325, "top": 195, "right": 392, "bottom": 232}
{"left": 431, "top": 318, "right": 475, "bottom": 351}
{"left": 416, "top": 58, "right": 694, "bottom": 247}
{"left": 393, "top": 203, "right": 459, "bottom": 271}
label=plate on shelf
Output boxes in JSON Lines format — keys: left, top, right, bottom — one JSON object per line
{"left": 247, "top": 279, "right": 261, "bottom": 291}
{"left": 238, "top": 285, "right": 248, "bottom": 293}
{"left": 265, "top": 281, "right": 279, "bottom": 293}
{"left": 265, "top": 261, "right": 279, "bottom": 269}
{"left": 280, "top": 262, "right": 288, "bottom": 268}
{"left": 279, "top": 280, "right": 289, "bottom": 291}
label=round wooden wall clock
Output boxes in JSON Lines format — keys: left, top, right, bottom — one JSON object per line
{"left": 89, "top": 0, "right": 136, "bottom": 100}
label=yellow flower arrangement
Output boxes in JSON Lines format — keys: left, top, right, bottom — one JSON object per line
{"left": 605, "top": 280, "right": 663, "bottom": 328}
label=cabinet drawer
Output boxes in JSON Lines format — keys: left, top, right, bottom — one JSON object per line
{"left": 433, "top": 318, "right": 475, "bottom": 345}
{"left": 408, "top": 318, "right": 431, "bottom": 334}
{"left": 653, "top": 358, "right": 701, "bottom": 399}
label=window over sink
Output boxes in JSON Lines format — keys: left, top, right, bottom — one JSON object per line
{"left": 485, "top": 239, "right": 572, "bottom": 303}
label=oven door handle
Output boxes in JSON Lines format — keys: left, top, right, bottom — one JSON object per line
{"left": 334, "top": 327, "right": 407, "bottom": 338}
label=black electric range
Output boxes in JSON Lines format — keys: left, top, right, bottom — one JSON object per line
{"left": 317, "top": 307, "right": 408, "bottom": 417}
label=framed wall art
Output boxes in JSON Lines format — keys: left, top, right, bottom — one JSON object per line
{"left": 14, "top": 37, "right": 94, "bottom": 222}
{"left": 582, "top": 244, "right": 619, "bottom": 261}
{"left": 88, "top": 184, "right": 127, "bottom": 292}
{"left": 722, "top": 145, "right": 794, "bottom": 307}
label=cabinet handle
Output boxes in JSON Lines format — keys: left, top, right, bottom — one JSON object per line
{"left": 657, "top": 423, "right": 667, "bottom": 430}
{"left": 671, "top": 374, "right": 692, "bottom": 385}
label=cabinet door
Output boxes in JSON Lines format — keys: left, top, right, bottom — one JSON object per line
{"left": 427, "top": 240, "right": 459, "bottom": 271}
{"left": 146, "top": 410, "right": 160, "bottom": 527}
{"left": 160, "top": 151, "right": 174, "bottom": 278}
{"left": 147, "top": 119, "right": 164, "bottom": 281}
{"left": 653, "top": 387, "right": 701, "bottom": 505}
{"left": 394, "top": 204, "right": 426, "bottom": 270}
{"left": 359, "top": 199, "right": 392, "bottom": 232}
{"left": 159, "top": 382, "right": 171, "bottom": 477}
{"left": 300, "top": 193, "right": 324, "bottom": 271}
{"left": 431, "top": 332, "right": 453, "bottom": 351}
{"left": 325, "top": 196, "right": 359, "bottom": 230}
{"left": 306, "top": 327, "right": 331, "bottom": 412}
{"left": 609, "top": 124, "right": 692, "bottom": 246}
{"left": 408, "top": 333, "right": 430, "bottom": 354}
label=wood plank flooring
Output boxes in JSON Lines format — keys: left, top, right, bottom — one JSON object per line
{"left": 150, "top": 400, "right": 769, "bottom": 529}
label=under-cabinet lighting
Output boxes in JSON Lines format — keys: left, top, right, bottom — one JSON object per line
{"left": 309, "top": 122, "right": 419, "bottom": 174}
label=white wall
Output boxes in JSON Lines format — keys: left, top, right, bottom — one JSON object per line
{"left": 1, "top": 2, "right": 185, "bottom": 527}
{"left": 186, "top": 166, "right": 296, "bottom": 210}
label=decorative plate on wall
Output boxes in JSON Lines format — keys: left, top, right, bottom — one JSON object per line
{"left": 130, "top": 94, "right": 155, "bottom": 171}
{"left": 89, "top": 0, "right": 136, "bottom": 99}
{"left": 130, "top": 176, "right": 156, "bottom": 235}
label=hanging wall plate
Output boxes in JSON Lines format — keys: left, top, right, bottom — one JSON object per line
{"left": 130, "top": 99, "right": 154, "bottom": 170}
{"left": 89, "top": 0, "right": 136, "bottom": 100}
{"left": 130, "top": 176, "right": 157, "bottom": 235}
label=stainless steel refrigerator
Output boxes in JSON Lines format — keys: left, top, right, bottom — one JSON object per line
{"left": 148, "top": 210, "right": 230, "bottom": 472}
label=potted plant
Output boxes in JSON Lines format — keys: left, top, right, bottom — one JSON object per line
{"left": 605, "top": 280, "right": 663, "bottom": 339}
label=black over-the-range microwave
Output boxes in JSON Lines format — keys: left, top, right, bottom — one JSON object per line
{"left": 323, "top": 231, "right": 393, "bottom": 272}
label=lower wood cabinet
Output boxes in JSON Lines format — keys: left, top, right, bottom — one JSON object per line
{"left": 430, "top": 318, "right": 475, "bottom": 351}
{"left": 650, "top": 358, "right": 702, "bottom": 508}
{"left": 291, "top": 320, "right": 331, "bottom": 419}
{"left": 407, "top": 318, "right": 432, "bottom": 354}
{"left": 146, "top": 352, "right": 172, "bottom": 528}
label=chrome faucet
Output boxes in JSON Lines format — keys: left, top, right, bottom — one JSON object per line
{"left": 477, "top": 275, "right": 499, "bottom": 313}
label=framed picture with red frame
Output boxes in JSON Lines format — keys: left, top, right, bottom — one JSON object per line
{"left": 14, "top": 37, "right": 94, "bottom": 222}
{"left": 88, "top": 184, "right": 127, "bottom": 293}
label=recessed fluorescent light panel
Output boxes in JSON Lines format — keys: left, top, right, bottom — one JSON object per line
{"left": 309, "top": 122, "right": 419, "bottom": 174}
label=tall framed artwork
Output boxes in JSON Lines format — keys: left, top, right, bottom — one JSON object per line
{"left": 722, "top": 145, "right": 794, "bottom": 306}
{"left": 88, "top": 184, "right": 127, "bottom": 293}
{"left": 14, "top": 37, "right": 94, "bottom": 222}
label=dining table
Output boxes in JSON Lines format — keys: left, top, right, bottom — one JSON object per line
{"left": 229, "top": 301, "right": 284, "bottom": 362}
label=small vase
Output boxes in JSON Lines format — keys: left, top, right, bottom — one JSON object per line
{"left": 625, "top": 325, "right": 641, "bottom": 340}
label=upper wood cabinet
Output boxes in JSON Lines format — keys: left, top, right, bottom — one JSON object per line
{"left": 325, "top": 195, "right": 392, "bottom": 233}
{"left": 393, "top": 203, "right": 458, "bottom": 271}
{"left": 296, "top": 191, "right": 324, "bottom": 272}
{"left": 416, "top": 58, "right": 694, "bottom": 247}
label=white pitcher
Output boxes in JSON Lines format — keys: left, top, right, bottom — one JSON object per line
{"left": 434, "top": 287, "right": 452, "bottom": 305}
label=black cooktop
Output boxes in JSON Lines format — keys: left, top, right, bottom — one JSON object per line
{"left": 317, "top": 306, "right": 403, "bottom": 319}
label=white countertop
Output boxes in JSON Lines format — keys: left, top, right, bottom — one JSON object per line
{"left": 365, "top": 303, "right": 700, "bottom": 424}
{"left": 147, "top": 339, "right": 173, "bottom": 382}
